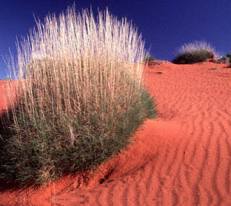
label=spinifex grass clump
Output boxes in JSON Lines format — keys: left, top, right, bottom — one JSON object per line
{"left": 0, "top": 8, "right": 155, "bottom": 186}
{"left": 173, "top": 41, "right": 217, "bottom": 64}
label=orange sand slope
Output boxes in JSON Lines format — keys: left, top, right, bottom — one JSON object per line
{"left": 0, "top": 62, "right": 231, "bottom": 206}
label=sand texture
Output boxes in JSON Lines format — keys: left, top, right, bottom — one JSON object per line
{"left": 0, "top": 62, "right": 231, "bottom": 205}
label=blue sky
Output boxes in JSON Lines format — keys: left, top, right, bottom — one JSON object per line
{"left": 0, "top": 0, "right": 231, "bottom": 78}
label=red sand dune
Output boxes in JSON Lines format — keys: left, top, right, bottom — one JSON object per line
{"left": 0, "top": 62, "right": 231, "bottom": 205}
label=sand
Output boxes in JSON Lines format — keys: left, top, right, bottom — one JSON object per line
{"left": 0, "top": 62, "right": 231, "bottom": 205}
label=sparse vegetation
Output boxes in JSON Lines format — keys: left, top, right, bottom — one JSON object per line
{"left": 216, "top": 53, "right": 231, "bottom": 66}
{"left": 0, "top": 7, "right": 155, "bottom": 186}
{"left": 225, "top": 53, "right": 231, "bottom": 66}
{"left": 173, "top": 41, "right": 217, "bottom": 64}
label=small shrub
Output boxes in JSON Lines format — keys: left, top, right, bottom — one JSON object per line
{"left": 216, "top": 56, "right": 227, "bottom": 64}
{"left": 0, "top": 7, "right": 155, "bottom": 187}
{"left": 173, "top": 41, "right": 217, "bottom": 64}
{"left": 217, "top": 53, "right": 231, "bottom": 66}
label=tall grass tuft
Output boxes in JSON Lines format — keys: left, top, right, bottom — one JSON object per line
{"left": 0, "top": 7, "right": 155, "bottom": 186}
{"left": 173, "top": 41, "right": 217, "bottom": 64}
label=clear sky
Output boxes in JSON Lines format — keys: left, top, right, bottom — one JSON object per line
{"left": 0, "top": 0, "right": 231, "bottom": 78}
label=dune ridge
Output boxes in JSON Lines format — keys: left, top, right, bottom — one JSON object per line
{"left": 0, "top": 62, "right": 231, "bottom": 205}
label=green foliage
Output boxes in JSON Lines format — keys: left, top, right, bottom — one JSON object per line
{"left": 0, "top": 89, "right": 155, "bottom": 187}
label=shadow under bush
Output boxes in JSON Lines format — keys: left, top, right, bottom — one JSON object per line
{"left": 0, "top": 89, "right": 155, "bottom": 187}
{"left": 173, "top": 50, "right": 214, "bottom": 64}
